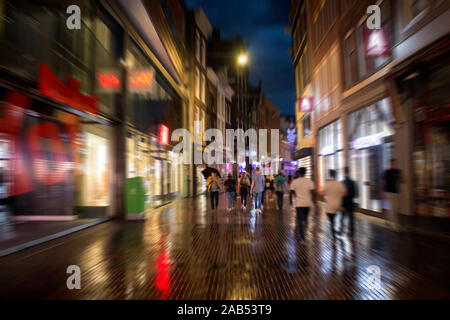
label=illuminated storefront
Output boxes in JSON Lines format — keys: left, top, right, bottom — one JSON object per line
{"left": 347, "top": 98, "right": 395, "bottom": 213}
{"left": 317, "top": 119, "right": 344, "bottom": 192}
{"left": 393, "top": 42, "right": 450, "bottom": 218}
{"left": 0, "top": 0, "right": 121, "bottom": 220}
{"left": 293, "top": 148, "right": 313, "bottom": 180}
{"left": 125, "top": 40, "right": 184, "bottom": 208}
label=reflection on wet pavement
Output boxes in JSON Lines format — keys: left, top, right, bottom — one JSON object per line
{"left": 0, "top": 195, "right": 448, "bottom": 300}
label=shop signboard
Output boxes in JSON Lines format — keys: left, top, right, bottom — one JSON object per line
{"left": 97, "top": 69, "right": 121, "bottom": 93}
{"left": 39, "top": 64, "right": 98, "bottom": 115}
{"left": 297, "top": 96, "right": 313, "bottom": 113}
{"left": 129, "top": 68, "right": 155, "bottom": 93}
{"left": 363, "top": 27, "right": 391, "bottom": 57}
{"left": 351, "top": 132, "right": 385, "bottom": 150}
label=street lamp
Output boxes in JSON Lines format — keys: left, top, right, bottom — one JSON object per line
{"left": 237, "top": 53, "right": 248, "bottom": 66}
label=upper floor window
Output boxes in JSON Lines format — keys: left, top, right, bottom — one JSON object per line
{"left": 195, "top": 30, "right": 201, "bottom": 63}
{"left": 303, "top": 114, "right": 312, "bottom": 137}
{"left": 403, "top": 0, "right": 430, "bottom": 27}
{"left": 343, "top": 0, "right": 391, "bottom": 89}
{"left": 312, "top": 0, "right": 337, "bottom": 48}
{"left": 313, "top": 47, "right": 340, "bottom": 118}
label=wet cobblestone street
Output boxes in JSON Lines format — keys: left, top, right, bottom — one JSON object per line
{"left": 0, "top": 195, "right": 449, "bottom": 300}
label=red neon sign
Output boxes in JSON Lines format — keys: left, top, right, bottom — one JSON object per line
{"left": 158, "top": 124, "right": 169, "bottom": 145}
{"left": 97, "top": 72, "right": 121, "bottom": 89}
{"left": 129, "top": 70, "right": 154, "bottom": 90}
{"left": 39, "top": 64, "right": 98, "bottom": 114}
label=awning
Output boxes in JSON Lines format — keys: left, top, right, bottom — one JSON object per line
{"left": 293, "top": 147, "right": 313, "bottom": 160}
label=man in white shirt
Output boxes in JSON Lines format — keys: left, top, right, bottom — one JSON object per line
{"left": 323, "top": 169, "right": 347, "bottom": 240}
{"left": 290, "top": 167, "right": 317, "bottom": 241}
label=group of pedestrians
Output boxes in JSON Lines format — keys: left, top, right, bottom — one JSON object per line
{"left": 289, "top": 158, "right": 404, "bottom": 242}
{"left": 290, "top": 166, "right": 356, "bottom": 242}
{"left": 205, "top": 167, "right": 290, "bottom": 213}
{"left": 206, "top": 159, "right": 404, "bottom": 240}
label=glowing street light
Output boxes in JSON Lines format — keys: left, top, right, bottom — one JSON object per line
{"left": 237, "top": 53, "right": 248, "bottom": 66}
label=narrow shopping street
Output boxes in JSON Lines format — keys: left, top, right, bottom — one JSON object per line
{"left": 0, "top": 195, "right": 448, "bottom": 300}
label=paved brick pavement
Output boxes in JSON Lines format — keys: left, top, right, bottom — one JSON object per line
{"left": 0, "top": 194, "right": 448, "bottom": 300}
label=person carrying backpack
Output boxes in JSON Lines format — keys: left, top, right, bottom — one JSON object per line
{"left": 238, "top": 171, "right": 250, "bottom": 210}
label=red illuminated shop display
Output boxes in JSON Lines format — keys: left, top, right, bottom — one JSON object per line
{"left": 39, "top": 64, "right": 98, "bottom": 114}
{"left": 0, "top": 90, "right": 80, "bottom": 216}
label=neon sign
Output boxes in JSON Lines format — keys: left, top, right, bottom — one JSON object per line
{"left": 129, "top": 69, "right": 154, "bottom": 92}
{"left": 97, "top": 71, "right": 121, "bottom": 92}
{"left": 39, "top": 64, "right": 98, "bottom": 114}
{"left": 158, "top": 124, "right": 169, "bottom": 145}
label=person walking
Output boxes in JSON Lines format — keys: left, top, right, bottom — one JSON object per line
{"left": 262, "top": 175, "right": 274, "bottom": 209}
{"left": 206, "top": 172, "right": 222, "bottom": 212}
{"left": 323, "top": 170, "right": 347, "bottom": 240}
{"left": 238, "top": 171, "right": 251, "bottom": 210}
{"left": 382, "top": 159, "right": 403, "bottom": 232}
{"left": 250, "top": 167, "right": 265, "bottom": 213}
{"left": 290, "top": 167, "right": 317, "bottom": 241}
{"left": 224, "top": 174, "right": 237, "bottom": 212}
{"left": 287, "top": 174, "right": 294, "bottom": 206}
{"left": 340, "top": 167, "right": 357, "bottom": 237}
{"left": 274, "top": 171, "right": 287, "bottom": 211}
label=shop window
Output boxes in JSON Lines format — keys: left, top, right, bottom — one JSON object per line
{"left": 84, "top": 132, "right": 109, "bottom": 206}
{"left": 344, "top": 0, "right": 391, "bottom": 89}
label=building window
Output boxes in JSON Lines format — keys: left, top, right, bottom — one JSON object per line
{"left": 312, "top": 0, "right": 336, "bottom": 48}
{"left": 84, "top": 132, "right": 110, "bottom": 206}
{"left": 344, "top": 31, "right": 358, "bottom": 88}
{"left": 344, "top": 0, "right": 392, "bottom": 89}
{"left": 295, "top": 43, "right": 311, "bottom": 95}
{"left": 195, "top": 30, "right": 201, "bottom": 63}
{"left": 303, "top": 114, "right": 312, "bottom": 137}
{"left": 313, "top": 47, "right": 340, "bottom": 119}
{"left": 201, "top": 73, "right": 206, "bottom": 103}
{"left": 201, "top": 37, "right": 206, "bottom": 66}
{"left": 195, "top": 68, "right": 200, "bottom": 99}
{"left": 317, "top": 119, "right": 344, "bottom": 191}
{"left": 403, "top": 0, "right": 430, "bottom": 27}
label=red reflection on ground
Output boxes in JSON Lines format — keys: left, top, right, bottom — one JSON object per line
{"left": 154, "top": 249, "right": 172, "bottom": 299}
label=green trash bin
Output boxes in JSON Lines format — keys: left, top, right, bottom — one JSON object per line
{"left": 124, "top": 176, "right": 147, "bottom": 220}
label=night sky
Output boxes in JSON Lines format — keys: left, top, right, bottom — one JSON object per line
{"left": 186, "top": 0, "right": 295, "bottom": 116}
